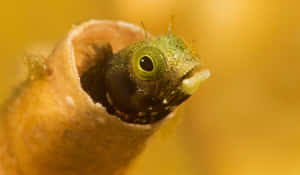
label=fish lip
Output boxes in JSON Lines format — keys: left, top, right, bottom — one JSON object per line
{"left": 180, "top": 62, "right": 202, "bottom": 80}
{"left": 181, "top": 68, "right": 210, "bottom": 95}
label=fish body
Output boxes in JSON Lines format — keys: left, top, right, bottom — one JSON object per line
{"left": 81, "top": 33, "right": 209, "bottom": 124}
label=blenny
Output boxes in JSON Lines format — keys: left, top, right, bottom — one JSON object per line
{"left": 81, "top": 33, "right": 210, "bottom": 124}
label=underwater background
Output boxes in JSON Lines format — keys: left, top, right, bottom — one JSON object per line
{"left": 0, "top": 0, "right": 299, "bottom": 174}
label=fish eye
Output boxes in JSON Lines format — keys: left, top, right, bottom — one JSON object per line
{"left": 132, "top": 46, "right": 166, "bottom": 80}
{"left": 139, "top": 56, "right": 154, "bottom": 72}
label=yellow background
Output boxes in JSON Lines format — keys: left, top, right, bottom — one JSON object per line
{"left": 0, "top": 0, "right": 300, "bottom": 174}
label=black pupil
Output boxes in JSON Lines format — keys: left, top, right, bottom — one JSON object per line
{"left": 140, "top": 56, "right": 154, "bottom": 71}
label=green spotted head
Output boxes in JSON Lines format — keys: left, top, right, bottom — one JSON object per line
{"left": 81, "top": 33, "right": 210, "bottom": 124}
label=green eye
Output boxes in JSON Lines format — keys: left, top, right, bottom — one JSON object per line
{"left": 132, "top": 47, "right": 166, "bottom": 80}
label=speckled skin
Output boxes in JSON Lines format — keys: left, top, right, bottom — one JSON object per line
{"left": 81, "top": 34, "right": 201, "bottom": 124}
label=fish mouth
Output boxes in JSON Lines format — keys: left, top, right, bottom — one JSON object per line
{"left": 181, "top": 68, "right": 210, "bottom": 95}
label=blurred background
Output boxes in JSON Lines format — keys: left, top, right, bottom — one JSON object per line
{"left": 0, "top": 0, "right": 300, "bottom": 174}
